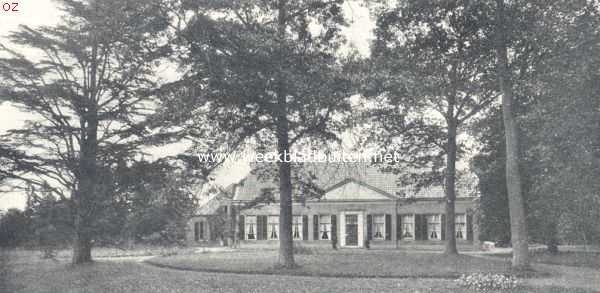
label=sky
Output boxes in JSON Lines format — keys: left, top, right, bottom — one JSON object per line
{"left": 0, "top": 1, "right": 375, "bottom": 210}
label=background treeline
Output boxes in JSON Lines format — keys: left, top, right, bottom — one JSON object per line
{"left": 473, "top": 11, "right": 600, "bottom": 250}
{"left": 0, "top": 159, "right": 199, "bottom": 248}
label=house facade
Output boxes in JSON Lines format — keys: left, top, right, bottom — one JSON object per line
{"left": 187, "top": 163, "right": 479, "bottom": 249}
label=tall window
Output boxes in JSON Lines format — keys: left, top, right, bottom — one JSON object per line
{"left": 292, "top": 216, "right": 303, "bottom": 240}
{"left": 455, "top": 214, "right": 466, "bottom": 240}
{"left": 373, "top": 215, "right": 385, "bottom": 239}
{"left": 245, "top": 216, "right": 257, "bottom": 240}
{"left": 194, "top": 221, "right": 204, "bottom": 241}
{"left": 401, "top": 215, "right": 414, "bottom": 239}
{"left": 427, "top": 214, "right": 441, "bottom": 240}
{"left": 268, "top": 216, "right": 279, "bottom": 240}
{"left": 319, "top": 215, "right": 331, "bottom": 240}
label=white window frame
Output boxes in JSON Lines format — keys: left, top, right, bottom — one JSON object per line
{"left": 319, "top": 215, "right": 331, "bottom": 240}
{"left": 292, "top": 215, "right": 303, "bottom": 240}
{"left": 245, "top": 216, "right": 257, "bottom": 240}
{"left": 401, "top": 214, "right": 415, "bottom": 240}
{"left": 455, "top": 214, "right": 467, "bottom": 240}
{"left": 267, "top": 216, "right": 279, "bottom": 240}
{"left": 372, "top": 215, "right": 385, "bottom": 240}
{"left": 427, "top": 214, "right": 441, "bottom": 240}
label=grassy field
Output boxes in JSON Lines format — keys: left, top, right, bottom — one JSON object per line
{"left": 7, "top": 245, "right": 197, "bottom": 260}
{"left": 148, "top": 249, "right": 513, "bottom": 278}
{"left": 490, "top": 250, "right": 600, "bottom": 269}
{"left": 2, "top": 248, "right": 598, "bottom": 293}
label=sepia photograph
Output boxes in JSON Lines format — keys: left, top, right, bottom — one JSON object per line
{"left": 0, "top": 0, "right": 599, "bottom": 292}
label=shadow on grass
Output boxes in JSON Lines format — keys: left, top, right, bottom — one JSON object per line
{"left": 487, "top": 250, "right": 600, "bottom": 269}
{"left": 144, "top": 259, "right": 465, "bottom": 279}
{"left": 144, "top": 250, "right": 554, "bottom": 279}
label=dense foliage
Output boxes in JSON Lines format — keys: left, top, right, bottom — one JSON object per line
{"left": 156, "top": 0, "right": 354, "bottom": 267}
{"left": 472, "top": 0, "right": 600, "bottom": 249}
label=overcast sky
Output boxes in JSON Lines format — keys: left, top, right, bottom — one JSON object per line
{"left": 0, "top": 1, "right": 375, "bottom": 210}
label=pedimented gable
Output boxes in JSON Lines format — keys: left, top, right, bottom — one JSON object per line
{"left": 322, "top": 179, "right": 396, "bottom": 201}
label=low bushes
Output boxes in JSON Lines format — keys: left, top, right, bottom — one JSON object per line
{"left": 456, "top": 273, "right": 520, "bottom": 292}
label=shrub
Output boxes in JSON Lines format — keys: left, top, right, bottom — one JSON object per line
{"left": 455, "top": 273, "right": 520, "bottom": 292}
{"left": 0, "top": 209, "right": 33, "bottom": 247}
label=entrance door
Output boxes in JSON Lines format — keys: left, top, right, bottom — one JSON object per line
{"left": 345, "top": 214, "right": 358, "bottom": 246}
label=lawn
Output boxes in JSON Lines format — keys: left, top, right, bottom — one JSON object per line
{"left": 148, "top": 249, "right": 513, "bottom": 278}
{"left": 6, "top": 245, "right": 197, "bottom": 260}
{"left": 2, "top": 248, "right": 598, "bottom": 293}
{"left": 490, "top": 250, "right": 600, "bottom": 269}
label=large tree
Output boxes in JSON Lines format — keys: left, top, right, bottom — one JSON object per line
{"left": 473, "top": 0, "right": 599, "bottom": 267}
{"left": 366, "top": 0, "right": 497, "bottom": 255}
{"left": 521, "top": 0, "right": 600, "bottom": 251}
{"left": 0, "top": 0, "right": 169, "bottom": 264}
{"left": 492, "top": 0, "right": 600, "bottom": 268}
{"left": 160, "top": 0, "right": 352, "bottom": 267}
{"left": 494, "top": 0, "right": 529, "bottom": 269}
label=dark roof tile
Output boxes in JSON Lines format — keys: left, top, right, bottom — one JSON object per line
{"left": 232, "top": 162, "right": 450, "bottom": 201}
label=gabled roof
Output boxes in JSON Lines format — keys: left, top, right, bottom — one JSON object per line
{"left": 194, "top": 184, "right": 234, "bottom": 215}
{"left": 232, "top": 162, "right": 450, "bottom": 202}
{"left": 321, "top": 178, "right": 397, "bottom": 201}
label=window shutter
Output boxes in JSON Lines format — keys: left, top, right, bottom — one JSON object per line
{"left": 302, "top": 215, "right": 309, "bottom": 241}
{"left": 210, "top": 221, "right": 217, "bottom": 241}
{"left": 331, "top": 215, "right": 337, "bottom": 248}
{"left": 385, "top": 214, "right": 391, "bottom": 240}
{"left": 416, "top": 215, "right": 426, "bottom": 240}
{"left": 194, "top": 222, "right": 200, "bottom": 241}
{"left": 467, "top": 214, "right": 474, "bottom": 241}
{"left": 207, "top": 221, "right": 212, "bottom": 241}
{"left": 262, "top": 216, "right": 268, "bottom": 240}
{"left": 441, "top": 214, "right": 446, "bottom": 241}
{"left": 422, "top": 216, "right": 429, "bottom": 240}
{"left": 256, "top": 216, "right": 263, "bottom": 240}
{"left": 313, "top": 215, "right": 319, "bottom": 240}
{"left": 229, "top": 207, "right": 236, "bottom": 238}
{"left": 397, "top": 215, "right": 403, "bottom": 240}
{"left": 260, "top": 216, "right": 268, "bottom": 240}
{"left": 414, "top": 215, "right": 421, "bottom": 240}
{"left": 238, "top": 215, "right": 245, "bottom": 240}
{"left": 366, "top": 214, "right": 373, "bottom": 241}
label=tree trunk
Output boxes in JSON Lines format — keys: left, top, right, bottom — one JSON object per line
{"left": 72, "top": 157, "right": 96, "bottom": 264}
{"left": 72, "top": 141, "right": 97, "bottom": 264}
{"left": 73, "top": 40, "right": 99, "bottom": 265}
{"left": 275, "top": 0, "right": 295, "bottom": 269}
{"left": 276, "top": 128, "right": 295, "bottom": 268}
{"left": 495, "top": 0, "right": 529, "bottom": 270}
{"left": 444, "top": 118, "right": 458, "bottom": 255}
{"left": 72, "top": 226, "right": 92, "bottom": 264}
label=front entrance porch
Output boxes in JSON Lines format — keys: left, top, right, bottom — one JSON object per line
{"left": 339, "top": 211, "right": 364, "bottom": 248}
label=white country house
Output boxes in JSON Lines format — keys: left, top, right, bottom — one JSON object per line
{"left": 187, "top": 163, "right": 479, "bottom": 249}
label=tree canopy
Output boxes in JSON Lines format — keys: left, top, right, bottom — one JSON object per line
{"left": 0, "top": 0, "right": 170, "bottom": 263}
